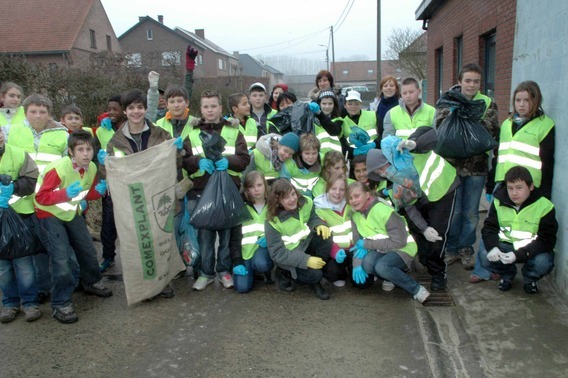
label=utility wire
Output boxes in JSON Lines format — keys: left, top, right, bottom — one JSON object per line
{"left": 238, "top": 27, "right": 329, "bottom": 52}
{"left": 334, "top": 0, "right": 355, "bottom": 33}
{"left": 333, "top": 0, "right": 353, "bottom": 30}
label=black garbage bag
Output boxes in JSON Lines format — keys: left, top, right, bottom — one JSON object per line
{"left": 0, "top": 207, "right": 36, "bottom": 260}
{"left": 190, "top": 171, "right": 252, "bottom": 230}
{"left": 435, "top": 89, "right": 497, "bottom": 159}
{"left": 270, "top": 106, "right": 293, "bottom": 134}
{"left": 270, "top": 102, "right": 315, "bottom": 135}
{"left": 290, "top": 101, "right": 315, "bottom": 135}
{"left": 200, "top": 130, "right": 226, "bottom": 162}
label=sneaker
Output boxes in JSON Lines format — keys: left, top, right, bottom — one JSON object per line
{"left": 218, "top": 272, "right": 234, "bottom": 289}
{"left": 0, "top": 307, "right": 20, "bottom": 323}
{"left": 310, "top": 282, "right": 330, "bottom": 300}
{"left": 431, "top": 275, "right": 447, "bottom": 291}
{"left": 24, "top": 307, "right": 42, "bottom": 322}
{"left": 414, "top": 285, "right": 430, "bottom": 304}
{"left": 498, "top": 279, "right": 513, "bottom": 292}
{"left": 469, "top": 274, "right": 485, "bottom": 284}
{"left": 159, "top": 284, "right": 175, "bottom": 298}
{"left": 52, "top": 304, "right": 78, "bottom": 324}
{"left": 37, "top": 292, "right": 50, "bottom": 305}
{"left": 523, "top": 281, "right": 538, "bottom": 294}
{"left": 83, "top": 280, "right": 113, "bottom": 297}
{"left": 458, "top": 247, "right": 475, "bottom": 270}
{"left": 382, "top": 280, "right": 395, "bottom": 292}
{"left": 99, "top": 258, "right": 115, "bottom": 273}
{"left": 263, "top": 271, "right": 274, "bottom": 285}
{"left": 192, "top": 276, "right": 214, "bottom": 291}
{"left": 333, "top": 280, "right": 346, "bottom": 287}
{"left": 444, "top": 254, "right": 461, "bottom": 266}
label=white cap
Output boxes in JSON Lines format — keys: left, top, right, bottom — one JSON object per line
{"left": 345, "top": 90, "right": 362, "bottom": 103}
{"left": 248, "top": 82, "right": 266, "bottom": 92}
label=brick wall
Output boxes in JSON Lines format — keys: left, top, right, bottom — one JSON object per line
{"left": 425, "top": 0, "right": 517, "bottom": 123}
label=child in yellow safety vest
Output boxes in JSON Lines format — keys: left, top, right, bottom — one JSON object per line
{"left": 280, "top": 133, "right": 322, "bottom": 198}
{"left": 232, "top": 171, "right": 274, "bottom": 293}
{"left": 244, "top": 132, "right": 299, "bottom": 185}
{"left": 311, "top": 150, "right": 351, "bottom": 198}
{"left": 314, "top": 173, "right": 351, "bottom": 287}
{"left": 0, "top": 82, "right": 25, "bottom": 140}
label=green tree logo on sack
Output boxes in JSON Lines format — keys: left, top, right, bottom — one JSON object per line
{"left": 152, "top": 187, "right": 175, "bottom": 233}
{"left": 129, "top": 183, "right": 156, "bottom": 279}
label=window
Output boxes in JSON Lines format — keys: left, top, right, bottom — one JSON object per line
{"left": 89, "top": 29, "right": 96, "bottom": 48}
{"left": 161, "top": 51, "right": 181, "bottom": 66}
{"left": 147, "top": 29, "right": 153, "bottom": 40}
{"left": 198, "top": 55, "right": 203, "bottom": 65}
{"left": 484, "top": 32, "right": 496, "bottom": 98}
{"left": 342, "top": 69, "right": 349, "bottom": 75}
{"left": 126, "top": 53, "right": 142, "bottom": 67}
{"left": 368, "top": 69, "right": 373, "bottom": 74}
{"left": 218, "top": 58, "right": 225, "bottom": 70}
{"left": 455, "top": 36, "right": 463, "bottom": 81}
{"left": 435, "top": 47, "right": 444, "bottom": 100}
{"left": 106, "top": 35, "right": 112, "bottom": 51}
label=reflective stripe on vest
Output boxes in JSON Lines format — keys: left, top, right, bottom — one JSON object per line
{"left": 269, "top": 197, "right": 313, "bottom": 250}
{"left": 412, "top": 150, "right": 456, "bottom": 202}
{"left": 342, "top": 111, "right": 377, "bottom": 146}
{"left": 495, "top": 116, "right": 554, "bottom": 187}
{"left": 253, "top": 149, "right": 279, "bottom": 180}
{"left": 291, "top": 176, "right": 320, "bottom": 191}
{"left": 188, "top": 126, "right": 240, "bottom": 178}
{"left": 388, "top": 104, "right": 435, "bottom": 140}
{"left": 55, "top": 189, "right": 89, "bottom": 212}
{"left": 494, "top": 196, "right": 554, "bottom": 251}
{"left": 281, "top": 224, "right": 311, "bottom": 247}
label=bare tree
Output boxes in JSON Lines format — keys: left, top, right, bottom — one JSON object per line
{"left": 385, "top": 28, "right": 427, "bottom": 80}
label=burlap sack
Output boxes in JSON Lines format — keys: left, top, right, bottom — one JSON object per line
{"left": 106, "top": 140, "right": 185, "bottom": 305}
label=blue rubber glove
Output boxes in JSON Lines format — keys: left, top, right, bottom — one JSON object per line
{"left": 174, "top": 136, "right": 184, "bottom": 150}
{"left": 335, "top": 249, "right": 346, "bottom": 263}
{"left": 65, "top": 181, "right": 83, "bottom": 199}
{"left": 353, "top": 239, "right": 365, "bottom": 250}
{"left": 100, "top": 117, "right": 112, "bottom": 130}
{"left": 215, "top": 158, "right": 229, "bottom": 171}
{"left": 256, "top": 237, "right": 267, "bottom": 248}
{"left": 0, "top": 183, "right": 13, "bottom": 208}
{"left": 97, "top": 149, "right": 108, "bottom": 166}
{"left": 95, "top": 179, "right": 107, "bottom": 195}
{"left": 308, "top": 102, "right": 321, "bottom": 114}
{"left": 353, "top": 142, "right": 375, "bottom": 156}
{"left": 486, "top": 194, "right": 493, "bottom": 203}
{"left": 79, "top": 200, "right": 88, "bottom": 213}
{"left": 233, "top": 264, "right": 248, "bottom": 276}
{"left": 352, "top": 266, "right": 368, "bottom": 284}
{"left": 349, "top": 239, "right": 368, "bottom": 259}
{"left": 349, "top": 127, "right": 370, "bottom": 147}
{"left": 198, "top": 158, "right": 215, "bottom": 174}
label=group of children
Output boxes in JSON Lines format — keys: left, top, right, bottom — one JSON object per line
{"left": 0, "top": 59, "right": 558, "bottom": 323}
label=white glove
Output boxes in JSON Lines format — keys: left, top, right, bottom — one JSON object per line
{"left": 148, "top": 71, "right": 160, "bottom": 88}
{"left": 500, "top": 252, "right": 516, "bottom": 265}
{"left": 487, "top": 247, "right": 502, "bottom": 262}
{"left": 396, "top": 139, "right": 417, "bottom": 153}
{"left": 423, "top": 227, "right": 442, "bottom": 242}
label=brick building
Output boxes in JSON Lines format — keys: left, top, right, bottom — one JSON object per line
{"left": 0, "top": 0, "right": 121, "bottom": 69}
{"left": 416, "top": 0, "right": 517, "bottom": 123}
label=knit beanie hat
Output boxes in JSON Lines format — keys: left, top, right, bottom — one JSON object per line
{"left": 279, "top": 132, "right": 300, "bottom": 153}
{"left": 318, "top": 90, "right": 336, "bottom": 102}
{"left": 366, "top": 149, "right": 389, "bottom": 181}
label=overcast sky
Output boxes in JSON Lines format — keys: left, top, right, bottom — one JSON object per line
{"left": 101, "top": 0, "right": 424, "bottom": 61}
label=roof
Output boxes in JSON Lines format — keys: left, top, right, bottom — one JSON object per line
{"left": 239, "top": 54, "right": 285, "bottom": 76}
{"left": 415, "top": 0, "right": 448, "bottom": 20}
{"left": 264, "top": 64, "right": 284, "bottom": 75}
{"left": 175, "top": 27, "right": 233, "bottom": 58}
{"left": 0, "top": 0, "right": 97, "bottom": 54}
{"left": 118, "top": 16, "right": 208, "bottom": 50}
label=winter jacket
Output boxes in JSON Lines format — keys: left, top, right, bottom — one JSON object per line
{"left": 182, "top": 117, "right": 250, "bottom": 195}
{"left": 481, "top": 185, "right": 557, "bottom": 263}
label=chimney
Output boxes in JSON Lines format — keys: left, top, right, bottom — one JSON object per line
{"left": 158, "top": 15, "right": 164, "bottom": 24}
{"left": 195, "top": 29, "right": 205, "bottom": 39}
{"left": 233, "top": 51, "right": 239, "bottom": 58}
{"left": 138, "top": 16, "right": 145, "bottom": 22}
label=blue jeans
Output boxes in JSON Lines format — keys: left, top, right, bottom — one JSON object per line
{"left": 39, "top": 215, "right": 102, "bottom": 308}
{"left": 362, "top": 251, "right": 420, "bottom": 296}
{"left": 0, "top": 255, "right": 38, "bottom": 308}
{"left": 471, "top": 239, "right": 495, "bottom": 280}
{"left": 477, "top": 242, "right": 554, "bottom": 282}
{"left": 34, "top": 249, "right": 81, "bottom": 294}
{"left": 234, "top": 247, "right": 274, "bottom": 293}
{"left": 446, "top": 175, "right": 486, "bottom": 255}
{"left": 198, "top": 228, "right": 232, "bottom": 278}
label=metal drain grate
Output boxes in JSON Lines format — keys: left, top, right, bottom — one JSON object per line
{"left": 414, "top": 274, "right": 455, "bottom": 306}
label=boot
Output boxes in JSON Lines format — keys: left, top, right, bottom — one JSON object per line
{"left": 276, "top": 268, "right": 294, "bottom": 292}
{"left": 310, "top": 282, "right": 330, "bottom": 300}
{"left": 264, "top": 271, "right": 275, "bottom": 285}
{"left": 458, "top": 246, "right": 475, "bottom": 270}
{"left": 431, "top": 275, "right": 447, "bottom": 292}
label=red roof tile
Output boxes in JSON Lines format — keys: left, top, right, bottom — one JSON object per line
{"left": 0, "top": 0, "right": 95, "bottom": 53}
